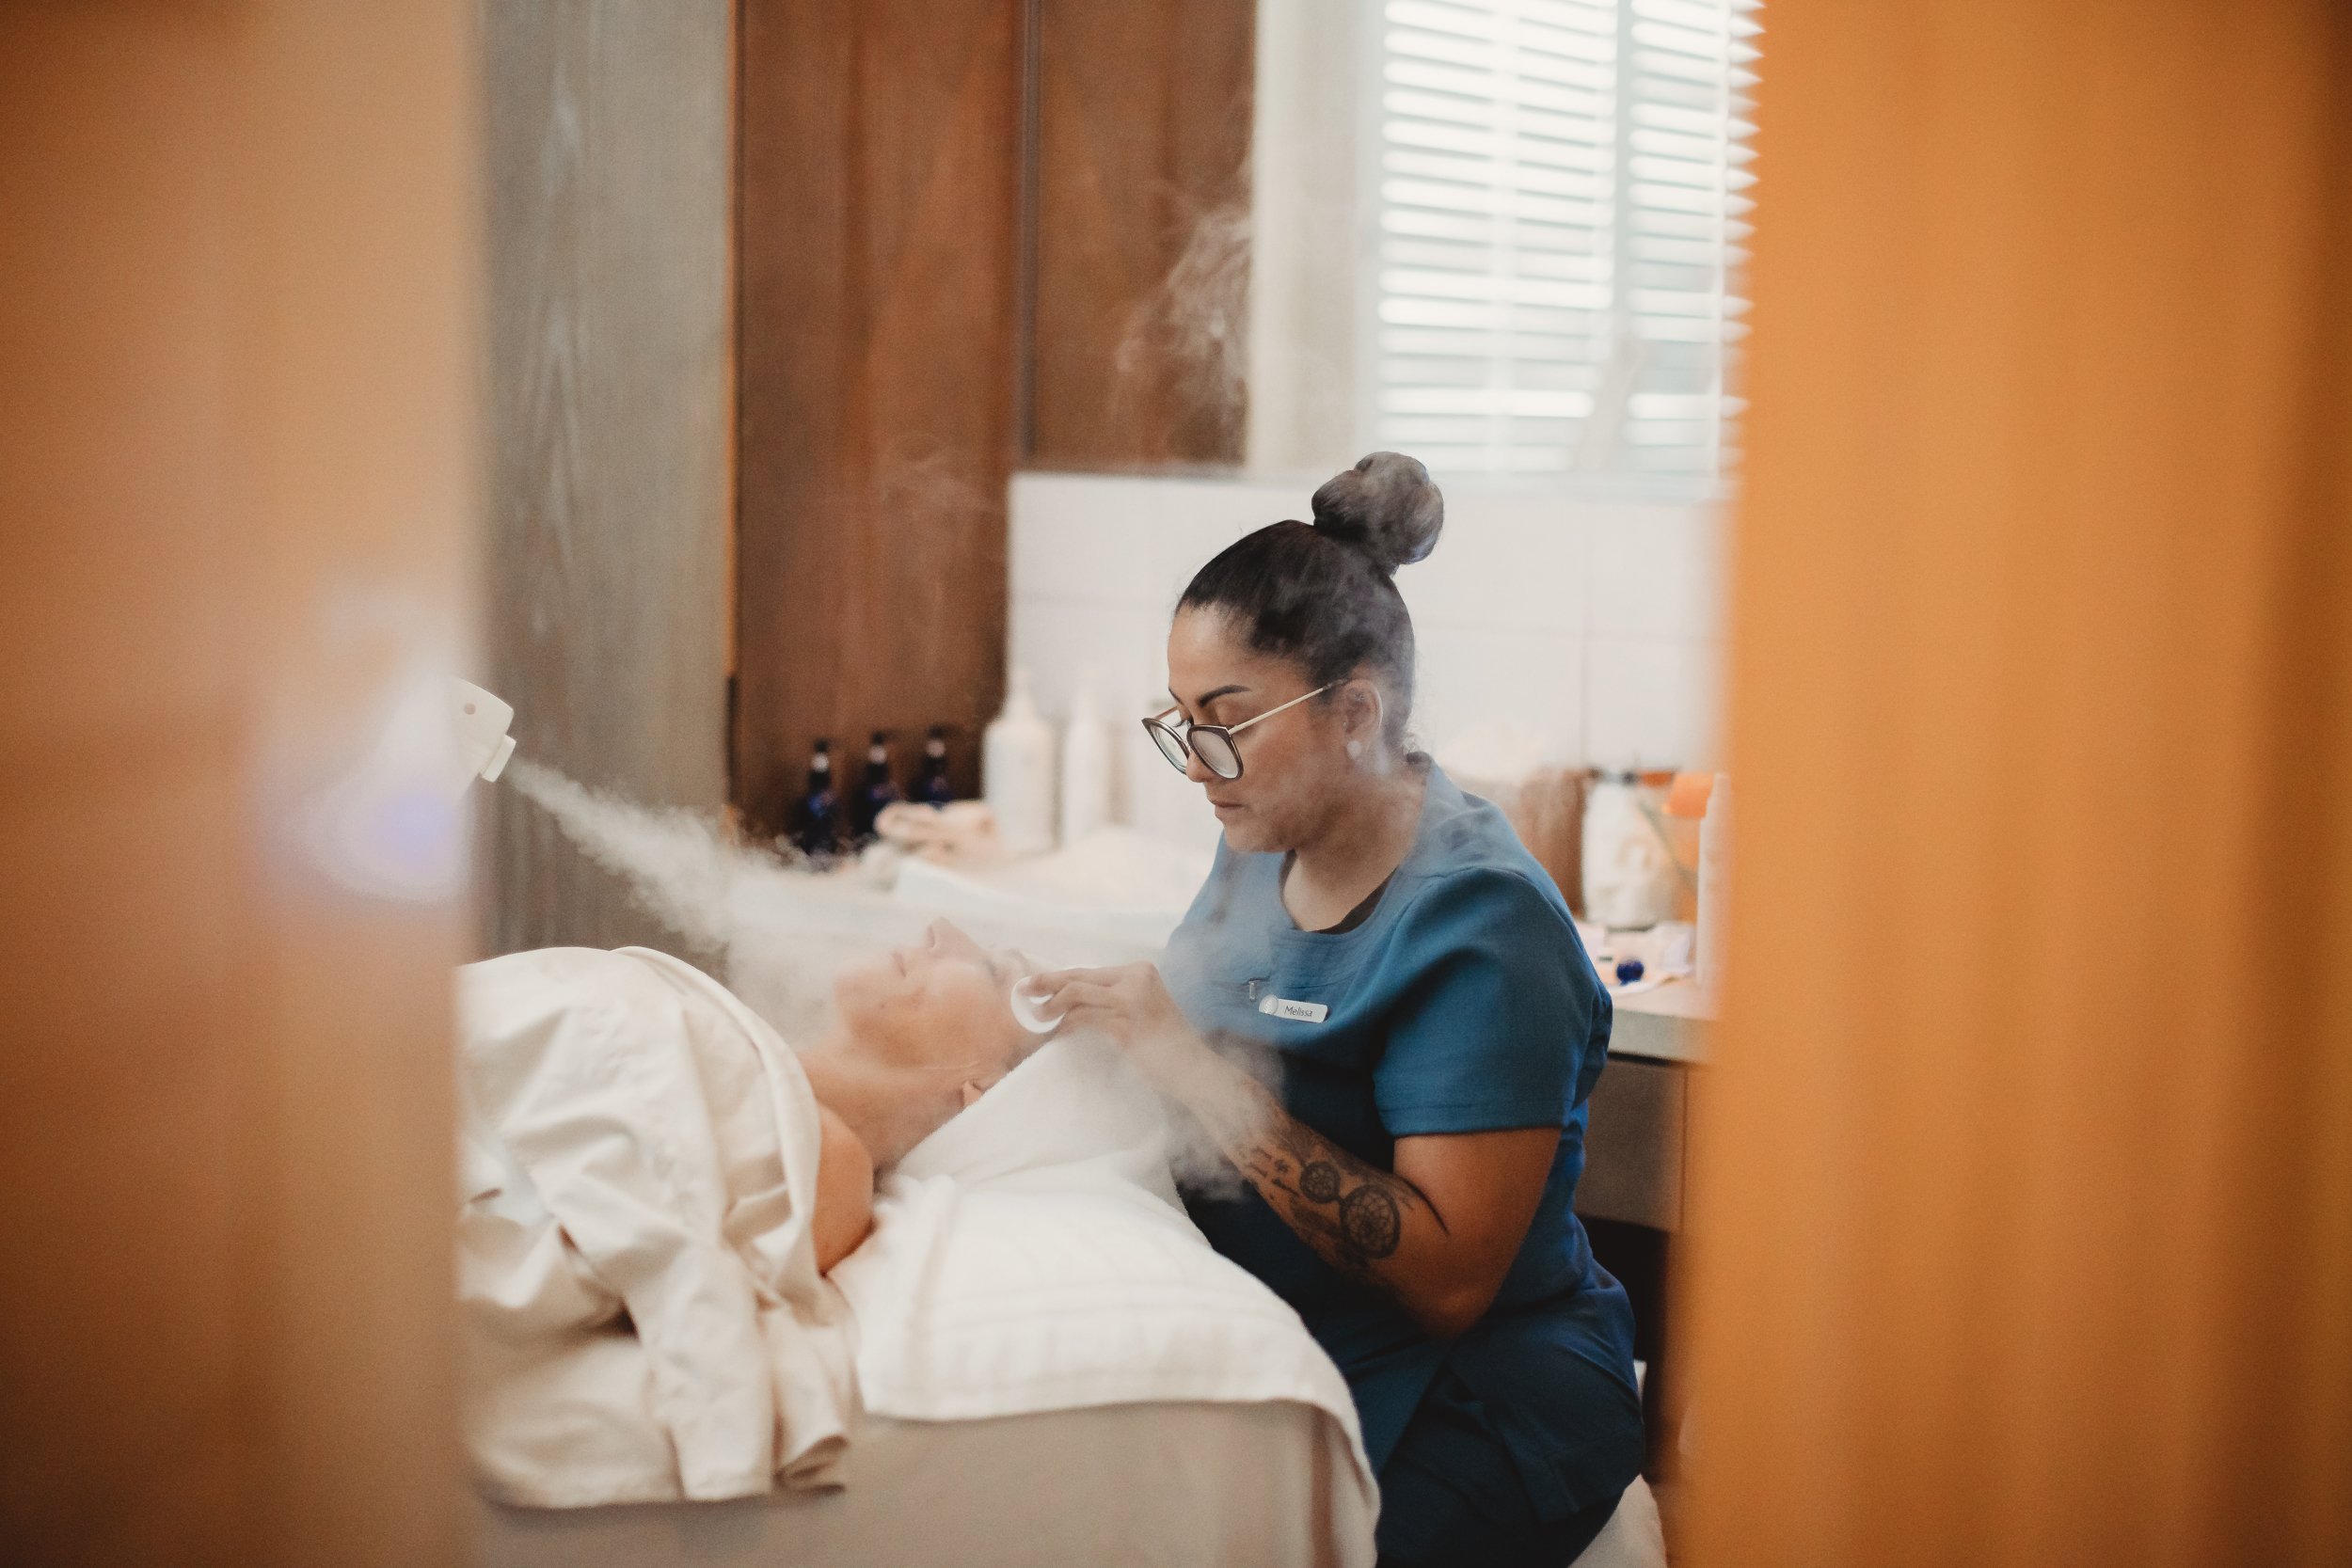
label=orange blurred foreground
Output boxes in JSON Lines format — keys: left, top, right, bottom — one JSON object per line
{"left": 0, "top": 6, "right": 476, "bottom": 1564}
{"left": 1684, "top": 3, "right": 2352, "bottom": 1565}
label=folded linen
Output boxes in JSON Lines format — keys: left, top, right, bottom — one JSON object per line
{"left": 830, "top": 1032, "right": 1376, "bottom": 1519}
{"left": 455, "top": 946, "right": 857, "bottom": 1508}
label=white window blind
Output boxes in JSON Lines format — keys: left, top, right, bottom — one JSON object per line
{"left": 1371, "top": 0, "right": 1758, "bottom": 482}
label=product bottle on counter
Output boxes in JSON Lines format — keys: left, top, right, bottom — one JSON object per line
{"left": 850, "top": 729, "right": 900, "bottom": 844}
{"left": 1695, "top": 771, "right": 1733, "bottom": 997}
{"left": 791, "top": 737, "right": 842, "bottom": 860}
{"left": 1581, "top": 768, "right": 1678, "bottom": 928}
{"left": 1058, "top": 672, "right": 1112, "bottom": 847}
{"left": 983, "top": 667, "right": 1056, "bottom": 857}
{"left": 913, "top": 724, "right": 956, "bottom": 806}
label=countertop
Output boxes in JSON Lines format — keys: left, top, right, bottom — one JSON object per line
{"left": 1606, "top": 979, "right": 1714, "bottom": 1065}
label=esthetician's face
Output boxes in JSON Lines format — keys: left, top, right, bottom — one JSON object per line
{"left": 833, "top": 919, "right": 1035, "bottom": 1083}
{"left": 1165, "top": 607, "right": 1357, "bottom": 856}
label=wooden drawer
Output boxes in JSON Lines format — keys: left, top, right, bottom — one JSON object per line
{"left": 1576, "top": 1055, "right": 1687, "bottom": 1232}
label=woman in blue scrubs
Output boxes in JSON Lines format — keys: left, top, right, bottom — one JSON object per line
{"left": 1034, "top": 452, "right": 1644, "bottom": 1567}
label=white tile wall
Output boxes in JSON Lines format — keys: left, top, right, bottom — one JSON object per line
{"left": 1409, "top": 626, "right": 1586, "bottom": 764}
{"left": 1007, "top": 470, "right": 1726, "bottom": 843}
{"left": 1588, "top": 502, "right": 1723, "bottom": 641}
{"left": 1586, "top": 634, "right": 1722, "bottom": 773}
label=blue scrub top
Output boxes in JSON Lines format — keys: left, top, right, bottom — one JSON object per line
{"left": 1164, "top": 764, "right": 1642, "bottom": 1519}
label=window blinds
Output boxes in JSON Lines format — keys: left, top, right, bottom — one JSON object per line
{"left": 1371, "top": 0, "right": 1759, "bottom": 481}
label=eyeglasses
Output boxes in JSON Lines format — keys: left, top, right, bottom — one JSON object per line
{"left": 1142, "top": 682, "right": 1340, "bottom": 780}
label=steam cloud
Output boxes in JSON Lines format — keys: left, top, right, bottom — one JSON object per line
{"left": 502, "top": 761, "right": 1246, "bottom": 1196}
{"left": 505, "top": 760, "right": 924, "bottom": 1041}
{"left": 1115, "top": 199, "right": 1253, "bottom": 436}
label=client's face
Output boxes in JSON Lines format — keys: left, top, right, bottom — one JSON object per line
{"left": 831, "top": 918, "right": 1035, "bottom": 1085}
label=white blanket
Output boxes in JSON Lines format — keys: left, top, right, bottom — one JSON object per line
{"left": 457, "top": 947, "right": 1375, "bottom": 1547}
{"left": 455, "top": 946, "right": 857, "bottom": 1508}
{"left": 831, "top": 1031, "right": 1377, "bottom": 1528}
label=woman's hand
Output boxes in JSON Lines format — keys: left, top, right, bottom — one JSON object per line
{"left": 1027, "top": 961, "right": 1211, "bottom": 1094}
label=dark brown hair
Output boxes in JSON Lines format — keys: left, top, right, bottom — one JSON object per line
{"left": 1176, "top": 451, "right": 1444, "bottom": 747}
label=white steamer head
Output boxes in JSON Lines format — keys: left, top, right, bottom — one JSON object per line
{"left": 451, "top": 679, "right": 518, "bottom": 793}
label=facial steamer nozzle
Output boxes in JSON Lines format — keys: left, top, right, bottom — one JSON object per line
{"left": 452, "top": 679, "right": 518, "bottom": 794}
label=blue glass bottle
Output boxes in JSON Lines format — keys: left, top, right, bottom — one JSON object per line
{"left": 791, "top": 738, "right": 841, "bottom": 860}
{"left": 913, "top": 724, "right": 956, "bottom": 806}
{"left": 850, "top": 729, "right": 901, "bottom": 845}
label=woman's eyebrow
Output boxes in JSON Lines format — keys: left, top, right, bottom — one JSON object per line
{"left": 1189, "top": 683, "right": 1248, "bottom": 707}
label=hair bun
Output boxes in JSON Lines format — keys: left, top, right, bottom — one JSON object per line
{"left": 1309, "top": 451, "right": 1444, "bottom": 574}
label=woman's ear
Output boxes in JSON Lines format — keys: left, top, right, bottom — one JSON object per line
{"left": 1342, "top": 679, "right": 1385, "bottom": 742}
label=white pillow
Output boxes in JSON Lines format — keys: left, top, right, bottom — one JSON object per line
{"left": 828, "top": 1034, "right": 1369, "bottom": 1482}
{"left": 891, "top": 1032, "right": 1182, "bottom": 1203}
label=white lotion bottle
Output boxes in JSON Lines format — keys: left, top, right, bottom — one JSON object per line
{"left": 1695, "top": 771, "right": 1733, "bottom": 998}
{"left": 984, "top": 666, "right": 1057, "bottom": 856}
{"left": 1058, "top": 671, "right": 1113, "bottom": 847}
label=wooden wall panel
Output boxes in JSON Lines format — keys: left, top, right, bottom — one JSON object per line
{"left": 1680, "top": 3, "right": 2352, "bottom": 1564}
{"left": 0, "top": 5, "right": 474, "bottom": 1564}
{"left": 482, "top": 0, "right": 734, "bottom": 956}
{"left": 737, "top": 0, "right": 1023, "bottom": 832}
{"left": 1031, "top": 0, "right": 1255, "bottom": 467}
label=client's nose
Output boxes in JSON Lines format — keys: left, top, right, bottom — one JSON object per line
{"left": 926, "top": 918, "right": 985, "bottom": 962}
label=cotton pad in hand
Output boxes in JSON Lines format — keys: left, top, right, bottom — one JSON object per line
{"left": 1009, "top": 978, "right": 1059, "bottom": 1036}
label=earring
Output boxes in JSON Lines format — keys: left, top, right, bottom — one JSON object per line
{"left": 1346, "top": 739, "right": 1364, "bottom": 762}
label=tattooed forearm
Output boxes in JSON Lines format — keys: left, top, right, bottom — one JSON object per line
{"left": 1147, "top": 1028, "right": 1549, "bottom": 1341}
{"left": 1194, "top": 1069, "right": 1439, "bottom": 1279}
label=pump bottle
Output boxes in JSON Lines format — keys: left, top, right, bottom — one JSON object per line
{"left": 983, "top": 668, "right": 1056, "bottom": 857}
{"left": 1058, "top": 672, "right": 1112, "bottom": 847}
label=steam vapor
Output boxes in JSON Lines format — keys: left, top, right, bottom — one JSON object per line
{"left": 504, "top": 760, "right": 926, "bottom": 1040}
{"left": 502, "top": 761, "right": 1247, "bottom": 1195}
{"left": 1116, "top": 200, "right": 1253, "bottom": 435}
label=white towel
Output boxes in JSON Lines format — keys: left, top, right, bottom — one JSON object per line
{"left": 830, "top": 1032, "right": 1377, "bottom": 1528}
{"left": 455, "top": 946, "right": 856, "bottom": 1508}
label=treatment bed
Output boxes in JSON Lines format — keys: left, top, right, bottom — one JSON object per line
{"left": 458, "top": 946, "right": 1383, "bottom": 1564}
{"left": 457, "top": 946, "right": 1664, "bottom": 1568}
{"left": 478, "top": 1405, "right": 1667, "bottom": 1568}
{"left": 476, "top": 1400, "right": 1366, "bottom": 1568}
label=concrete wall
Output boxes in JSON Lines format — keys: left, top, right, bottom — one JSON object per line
{"left": 481, "top": 0, "right": 734, "bottom": 955}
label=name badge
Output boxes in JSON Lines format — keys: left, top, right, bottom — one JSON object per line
{"left": 1258, "top": 995, "right": 1328, "bottom": 1024}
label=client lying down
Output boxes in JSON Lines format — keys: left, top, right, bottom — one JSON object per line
{"left": 791, "top": 917, "right": 1070, "bottom": 1267}
{"left": 455, "top": 919, "right": 1051, "bottom": 1506}
{"left": 456, "top": 919, "right": 1372, "bottom": 1526}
